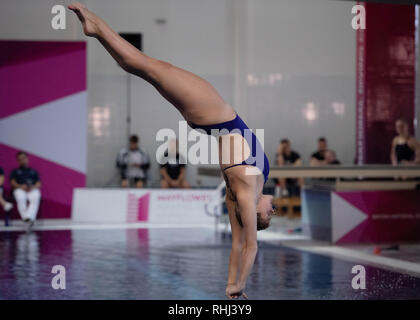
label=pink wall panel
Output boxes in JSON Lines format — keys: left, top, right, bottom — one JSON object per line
{"left": 356, "top": 3, "right": 416, "bottom": 164}
{"left": 0, "top": 41, "right": 87, "bottom": 219}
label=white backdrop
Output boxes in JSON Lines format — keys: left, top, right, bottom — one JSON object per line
{"left": 72, "top": 188, "right": 219, "bottom": 224}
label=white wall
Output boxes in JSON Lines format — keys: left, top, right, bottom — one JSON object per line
{"left": 233, "top": 0, "right": 357, "bottom": 167}
{"left": 0, "top": 0, "right": 359, "bottom": 187}
{"left": 85, "top": 0, "right": 235, "bottom": 187}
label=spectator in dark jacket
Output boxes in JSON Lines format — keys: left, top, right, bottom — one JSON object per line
{"left": 10, "top": 152, "right": 41, "bottom": 225}
{"left": 160, "top": 139, "right": 190, "bottom": 189}
{"left": 275, "top": 139, "right": 303, "bottom": 197}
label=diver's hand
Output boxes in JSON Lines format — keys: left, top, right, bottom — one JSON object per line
{"left": 68, "top": 2, "right": 103, "bottom": 38}
{"left": 225, "top": 284, "right": 248, "bottom": 300}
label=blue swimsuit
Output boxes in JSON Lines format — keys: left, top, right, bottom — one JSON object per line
{"left": 189, "top": 114, "right": 270, "bottom": 184}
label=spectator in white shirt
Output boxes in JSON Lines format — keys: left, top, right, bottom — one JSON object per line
{"left": 116, "top": 135, "right": 150, "bottom": 188}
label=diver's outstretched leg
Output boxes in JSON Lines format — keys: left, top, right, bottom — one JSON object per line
{"left": 68, "top": 2, "right": 235, "bottom": 124}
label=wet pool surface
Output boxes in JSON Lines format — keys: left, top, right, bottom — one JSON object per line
{"left": 0, "top": 228, "right": 419, "bottom": 300}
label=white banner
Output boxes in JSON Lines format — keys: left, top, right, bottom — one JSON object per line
{"left": 72, "top": 188, "right": 220, "bottom": 225}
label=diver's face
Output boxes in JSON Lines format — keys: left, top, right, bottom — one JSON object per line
{"left": 257, "top": 195, "right": 275, "bottom": 223}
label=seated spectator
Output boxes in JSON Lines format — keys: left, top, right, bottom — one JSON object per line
{"left": 391, "top": 118, "right": 420, "bottom": 165}
{"left": 116, "top": 135, "right": 150, "bottom": 188}
{"left": 275, "top": 139, "right": 303, "bottom": 197}
{"left": 325, "top": 150, "right": 341, "bottom": 165}
{"left": 0, "top": 167, "right": 13, "bottom": 212}
{"left": 10, "top": 151, "right": 41, "bottom": 226}
{"left": 310, "top": 137, "right": 337, "bottom": 166}
{"left": 160, "top": 139, "right": 190, "bottom": 189}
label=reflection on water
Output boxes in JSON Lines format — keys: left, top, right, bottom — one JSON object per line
{"left": 0, "top": 228, "right": 419, "bottom": 300}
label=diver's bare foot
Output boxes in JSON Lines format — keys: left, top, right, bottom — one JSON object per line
{"left": 68, "top": 2, "right": 103, "bottom": 37}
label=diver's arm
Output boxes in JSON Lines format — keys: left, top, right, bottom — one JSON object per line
{"left": 226, "top": 195, "right": 244, "bottom": 286}
{"left": 235, "top": 190, "right": 258, "bottom": 292}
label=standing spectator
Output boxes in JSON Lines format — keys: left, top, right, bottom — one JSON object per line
{"left": 275, "top": 139, "right": 303, "bottom": 197}
{"left": 0, "top": 167, "right": 13, "bottom": 212}
{"left": 160, "top": 139, "right": 190, "bottom": 189}
{"left": 10, "top": 152, "right": 41, "bottom": 226}
{"left": 116, "top": 135, "right": 150, "bottom": 188}
{"left": 391, "top": 118, "right": 420, "bottom": 165}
